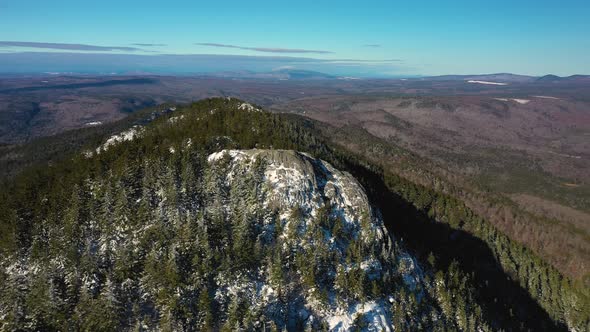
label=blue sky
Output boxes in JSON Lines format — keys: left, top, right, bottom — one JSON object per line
{"left": 0, "top": 0, "right": 588, "bottom": 76}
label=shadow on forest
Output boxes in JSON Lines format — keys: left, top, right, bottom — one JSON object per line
{"left": 341, "top": 159, "right": 567, "bottom": 331}
{"left": 0, "top": 78, "right": 157, "bottom": 94}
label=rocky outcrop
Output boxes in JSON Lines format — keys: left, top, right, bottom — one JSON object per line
{"left": 206, "top": 149, "right": 424, "bottom": 331}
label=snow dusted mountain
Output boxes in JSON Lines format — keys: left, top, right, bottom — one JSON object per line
{"left": 205, "top": 149, "right": 425, "bottom": 330}
{"left": 0, "top": 147, "right": 429, "bottom": 331}
{"left": 1, "top": 97, "right": 581, "bottom": 331}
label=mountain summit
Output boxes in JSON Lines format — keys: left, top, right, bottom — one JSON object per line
{"left": 0, "top": 100, "right": 428, "bottom": 331}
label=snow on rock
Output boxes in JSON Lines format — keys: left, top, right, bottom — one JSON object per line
{"left": 83, "top": 126, "right": 144, "bottom": 157}
{"left": 168, "top": 114, "right": 185, "bottom": 124}
{"left": 207, "top": 149, "right": 374, "bottom": 237}
{"left": 207, "top": 149, "right": 247, "bottom": 163}
{"left": 326, "top": 301, "right": 393, "bottom": 332}
{"left": 398, "top": 254, "right": 422, "bottom": 292}
{"left": 95, "top": 126, "right": 143, "bottom": 154}
{"left": 204, "top": 149, "right": 426, "bottom": 331}
{"left": 238, "top": 102, "right": 262, "bottom": 112}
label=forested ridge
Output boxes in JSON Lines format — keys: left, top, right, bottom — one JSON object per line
{"left": 0, "top": 98, "right": 587, "bottom": 331}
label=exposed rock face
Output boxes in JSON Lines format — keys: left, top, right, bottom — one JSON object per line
{"left": 206, "top": 150, "right": 423, "bottom": 331}
{"left": 208, "top": 149, "right": 373, "bottom": 229}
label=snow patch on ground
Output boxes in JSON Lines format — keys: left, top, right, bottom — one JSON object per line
{"left": 548, "top": 151, "right": 582, "bottom": 159}
{"left": 468, "top": 80, "right": 508, "bottom": 86}
{"left": 493, "top": 98, "right": 530, "bottom": 104}
{"left": 533, "top": 95, "right": 560, "bottom": 100}
{"left": 512, "top": 98, "right": 530, "bottom": 104}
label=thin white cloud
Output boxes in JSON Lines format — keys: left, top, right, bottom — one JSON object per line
{"left": 0, "top": 52, "right": 409, "bottom": 78}
{"left": 132, "top": 43, "right": 167, "bottom": 47}
{"left": 272, "top": 65, "right": 296, "bottom": 71}
{"left": 0, "top": 41, "right": 142, "bottom": 52}
{"left": 196, "top": 42, "right": 333, "bottom": 54}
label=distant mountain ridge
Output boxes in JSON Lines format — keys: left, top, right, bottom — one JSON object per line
{"left": 426, "top": 73, "right": 590, "bottom": 83}
{"left": 208, "top": 69, "right": 337, "bottom": 80}
{"left": 536, "top": 74, "right": 590, "bottom": 82}
{"left": 425, "top": 73, "right": 534, "bottom": 83}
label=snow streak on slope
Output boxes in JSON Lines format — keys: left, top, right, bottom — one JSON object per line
{"left": 468, "top": 80, "right": 508, "bottom": 86}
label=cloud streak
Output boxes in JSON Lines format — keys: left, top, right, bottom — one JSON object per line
{"left": 0, "top": 41, "right": 142, "bottom": 52}
{"left": 0, "top": 52, "right": 407, "bottom": 77}
{"left": 363, "top": 44, "right": 381, "bottom": 47}
{"left": 324, "top": 58, "right": 402, "bottom": 63}
{"left": 132, "top": 43, "right": 167, "bottom": 47}
{"left": 196, "top": 42, "right": 333, "bottom": 54}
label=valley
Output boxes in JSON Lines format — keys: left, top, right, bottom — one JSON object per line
{"left": 1, "top": 74, "right": 588, "bottom": 283}
{"left": 0, "top": 73, "right": 589, "bottom": 331}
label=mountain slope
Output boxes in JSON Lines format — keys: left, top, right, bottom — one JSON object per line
{"left": 0, "top": 97, "right": 586, "bottom": 331}
{"left": 1, "top": 146, "right": 430, "bottom": 331}
{"left": 0, "top": 100, "right": 436, "bottom": 331}
{"left": 0, "top": 124, "right": 441, "bottom": 329}
{"left": 203, "top": 149, "right": 420, "bottom": 330}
